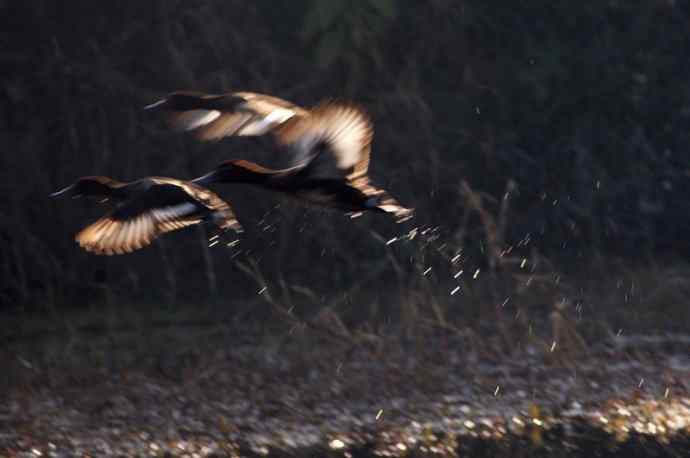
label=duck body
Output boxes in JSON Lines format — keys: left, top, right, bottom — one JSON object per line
{"left": 145, "top": 91, "right": 307, "bottom": 141}
{"left": 282, "top": 178, "right": 383, "bottom": 213}
{"left": 51, "top": 176, "right": 241, "bottom": 255}
{"left": 193, "top": 161, "right": 389, "bottom": 215}
{"left": 149, "top": 91, "right": 413, "bottom": 221}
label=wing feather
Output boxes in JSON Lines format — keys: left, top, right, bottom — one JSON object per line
{"left": 75, "top": 180, "right": 241, "bottom": 255}
{"left": 280, "top": 103, "right": 373, "bottom": 180}
{"left": 150, "top": 91, "right": 306, "bottom": 142}
{"left": 148, "top": 92, "right": 373, "bottom": 182}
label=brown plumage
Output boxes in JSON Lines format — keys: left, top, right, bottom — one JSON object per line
{"left": 144, "top": 91, "right": 309, "bottom": 142}
{"left": 147, "top": 91, "right": 412, "bottom": 221}
{"left": 51, "top": 176, "right": 242, "bottom": 255}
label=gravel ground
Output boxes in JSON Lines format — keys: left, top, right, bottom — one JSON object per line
{"left": 1, "top": 328, "right": 688, "bottom": 457}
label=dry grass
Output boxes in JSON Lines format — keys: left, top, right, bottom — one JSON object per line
{"left": 4, "top": 1, "right": 690, "bottom": 313}
{"left": 3, "top": 3, "right": 690, "bottom": 455}
{"left": 3, "top": 252, "right": 688, "bottom": 390}
{"left": 4, "top": 156, "right": 689, "bottom": 384}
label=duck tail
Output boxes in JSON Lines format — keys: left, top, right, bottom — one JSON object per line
{"left": 365, "top": 192, "right": 414, "bottom": 223}
{"left": 214, "top": 210, "right": 243, "bottom": 233}
{"left": 378, "top": 201, "right": 414, "bottom": 223}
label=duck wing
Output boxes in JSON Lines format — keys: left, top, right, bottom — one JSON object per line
{"left": 146, "top": 91, "right": 308, "bottom": 142}
{"left": 282, "top": 102, "right": 373, "bottom": 182}
{"left": 75, "top": 180, "right": 241, "bottom": 255}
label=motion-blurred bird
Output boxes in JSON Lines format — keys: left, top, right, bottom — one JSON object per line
{"left": 145, "top": 91, "right": 413, "bottom": 221}
{"left": 51, "top": 176, "right": 242, "bottom": 255}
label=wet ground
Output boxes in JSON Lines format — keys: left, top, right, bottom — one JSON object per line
{"left": 1, "top": 325, "right": 689, "bottom": 457}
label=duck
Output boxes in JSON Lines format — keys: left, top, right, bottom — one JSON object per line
{"left": 143, "top": 91, "right": 309, "bottom": 142}
{"left": 146, "top": 92, "right": 413, "bottom": 221}
{"left": 51, "top": 176, "right": 242, "bottom": 255}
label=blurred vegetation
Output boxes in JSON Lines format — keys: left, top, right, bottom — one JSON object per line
{"left": 2, "top": 1, "right": 689, "bottom": 335}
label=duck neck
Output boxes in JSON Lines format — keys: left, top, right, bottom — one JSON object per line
{"left": 194, "top": 163, "right": 285, "bottom": 187}
{"left": 225, "top": 168, "right": 274, "bottom": 185}
{"left": 84, "top": 177, "right": 130, "bottom": 199}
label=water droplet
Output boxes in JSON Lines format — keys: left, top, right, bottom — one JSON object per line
{"left": 329, "top": 439, "right": 345, "bottom": 450}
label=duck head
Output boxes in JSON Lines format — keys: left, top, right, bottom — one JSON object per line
{"left": 50, "top": 176, "right": 124, "bottom": 199}
{"left": 144, "top": 92, "right": 244, "bottom": 111}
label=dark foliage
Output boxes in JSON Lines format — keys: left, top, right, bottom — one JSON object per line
{"left": 2, "top": 1, "right": 689, "bottom": 313}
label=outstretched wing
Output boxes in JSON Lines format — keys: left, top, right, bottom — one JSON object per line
{"left": 146, "top": 91, "right": 308, "bottom": 142}
{"left": 283, "top": 102, "right": 373, "bottom": 181}
{"left": 75, "top": 181, "right": 240, "bottom": 255}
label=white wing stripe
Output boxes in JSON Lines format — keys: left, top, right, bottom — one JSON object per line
{"left": 151, "top": 202, "right": 198, "bottom": 222}
{"left": 264, "top": 107, "right": 296, "bottom": 124}
{"left": 290, "top": 105, "right": 371, "bottom": 172}
{"left": 237, "top": 108, "right": 296, "bottom": 136}
{"left": 183, "top": 110, "right": 222, "bottom": 130}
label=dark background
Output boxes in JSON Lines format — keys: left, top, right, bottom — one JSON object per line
{"left": 2, "top": 1, "right": 690, "bottom": 333}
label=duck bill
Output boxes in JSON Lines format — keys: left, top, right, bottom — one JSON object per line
{"left": 143, "top": 98, "right": 167, "bottom": 110}
{"left": 49, "top": 184, "right": 77, "bottom": 198}
{"left": 191, "top": 170, "right": 218, "bottom": 186}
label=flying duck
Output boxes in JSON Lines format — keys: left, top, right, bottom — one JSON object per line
{"left": 144, "top": 91, "right": 309, "bottom": 142}
{"left": 145, "top": 92, "right": 413, "bottom": 221}
{"left": 51, "top": 176, "right": 242, "bottom": 255}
